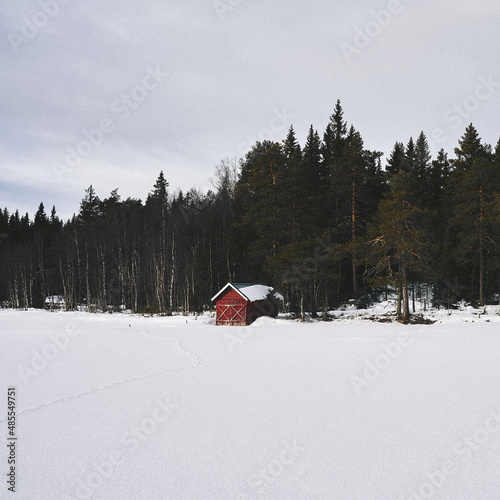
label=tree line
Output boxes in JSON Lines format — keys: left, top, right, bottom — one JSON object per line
{"left": 1, "top": 101, "right": 499, "bottom": 322}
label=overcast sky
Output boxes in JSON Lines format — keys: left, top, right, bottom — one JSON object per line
{"left": 1, "top": 0, "right": 499, "bottom": 220}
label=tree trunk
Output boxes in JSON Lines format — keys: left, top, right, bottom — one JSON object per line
{"left": 479, "top": 241, "right": 484, "bottom": 307}
{"left": 397, "top": 278, "right": 402, "bottom": 318}
{"left": 352, "top": 179, "right": 358, "bottom": 298}
{"left": 310, "top": 281, "right": 317, "bottom": 318}
{"left": 85, "top": 240, "right": 91, "bottom": 311}
{"left": 98, "top": 242, "right": 106, "bottom": 312}
{"left": 169, "top": 233, "right": 175, "bottom": 312}
{"left": 132, "top": 247, "right": 139, "bottom": 313}
{"left": 401, "top": 265, "right": 410, "bottom": 324}
{"left": 60, "top": 258, "right": 68, "bottom": 311}
{"left": 479, "top": 184, "right": 485, "bottom": 306}
{"left": 74, "top": 229, "right": 82, "bottom": 306}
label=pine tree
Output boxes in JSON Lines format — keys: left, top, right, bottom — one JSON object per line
{"left": 49, "top": 206, "right": 62, "bottom": 233}
{"left": 20, "top": 213, "right": 30, "bottom": 239}
{"left": 428, "top": 149, "right": 450, "bottom": 209}
{"left": 448, "top": 126, "right": 498, "bottom": 305}
{"left": 145, "top": 172, "right": 171, "bottom": 312}
{"left": 280, "top": 126, "right": 303, "bottom": 243}
{"left": 78, "top": 186, "right": 101, "bottom": 224}
{"left": 386, "top": 142, "right": 406, "bottom": 176}
{"left": 301, "top": 125, "right": 326, "bottom": 235}
{"left": 405, "top": 137, "right": 416, "bottom": 172}
{"left": 413, "top": 132, "right": 432, "bottom": 207}
{"left": 366, "top": 172, "right": 431, "bottom": 323}
{"left": 495, "top": 138, "right": 500, "bottom": 165}
{"left": 454, "top": 124, "right": 484, "bottom": 170}
{"left": 149, "top": 171, "right": 169, "bottom": 204}
{"left": 266, "top": 127, "right": 323, "bottom": 317}
{"left": 9, "top": 210, "right": 21, "bottom": 242}
{"left": 322, "top": 100, "right": 347, "bottom": 168}
{"left": 322, "top": 100, "right": 348, "bottom": 229}
{"left": 231, "top": 141, "right": 284, "bottom": 281}
{"left": 283, "top": 125, "right": 301, "bottom": 159}
{"left": 34, "top": 202, "right": 49, "bottom": 228}
{"left": 343, "top": 127, "right": 366, "bottom": 297}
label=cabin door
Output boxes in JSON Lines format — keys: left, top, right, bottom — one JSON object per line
{"left": 218, "top": 301, "right": 246, "bottom": 324}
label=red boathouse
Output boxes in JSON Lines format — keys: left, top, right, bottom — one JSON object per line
{"left": 211, "top": 283, "right": 282, "bottom": 326}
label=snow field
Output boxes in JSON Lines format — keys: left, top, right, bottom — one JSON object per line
{"left": 1, "top": 308, "right": 500, "bottom": 499}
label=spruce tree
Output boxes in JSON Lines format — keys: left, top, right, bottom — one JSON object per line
{"left": 343, "top": 127, "right": 365, "bottom": 297}
{"left": 322, "top": 100, "right": 348, "bottom": 229}
{"left": 231, "top": 141, "right": 284, "bottom": 281}
{"left": 322, "top": 100, "right": 347, "bottom": 168}
{"left": 301, "top": 125, "right": 327, "bottom": 235}
{"left": 386, "top": 142, "right": 406, "bottom": 176}
{"left": 448, "top": 126, "right": 498, "bottom": 305}
{"left": 454, "top": 124, "right": 484, "bottom": 169}
{"left": 34, "top": 202, "right": 49, "bottom": 228}
{"left": 414, "top": 132, "right": 432, "bottom": 207}
{"left": 78, "top": 186, "right": 101, "bottom": 224}
{"left": 405, "top": 137, "right": 417, "bottom": 172}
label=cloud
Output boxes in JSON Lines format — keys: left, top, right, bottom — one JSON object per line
{"left": 1, "top": 0, "right": 499, "bottom": 219}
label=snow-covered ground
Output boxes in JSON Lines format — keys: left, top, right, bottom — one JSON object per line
{"left": 1, "top": 306, "right": 500, "bottom": 499}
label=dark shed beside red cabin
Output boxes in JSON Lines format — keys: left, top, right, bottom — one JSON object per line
{"left": 211, "top": 283, "right": 281, "bottom": 326}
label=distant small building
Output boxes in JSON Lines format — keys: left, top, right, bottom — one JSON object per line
{"left": 211, "top": 283, "right": 282, "bottom": 326}
{"left": 44, "top": 295, "right": 65, "bottom": 310}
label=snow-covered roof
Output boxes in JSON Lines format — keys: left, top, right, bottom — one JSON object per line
{"left": 211, "top": 283, "right": 283, "bottom": 302}
{"left": 236, "top": 284, "right": 275, "bottom": 302}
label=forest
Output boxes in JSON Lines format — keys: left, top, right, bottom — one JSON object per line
{"left": 1, "top": 101, "right": 500, "bottom": 323}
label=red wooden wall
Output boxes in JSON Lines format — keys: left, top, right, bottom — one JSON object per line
{"left": 215, "top": 288, "right": 248, "bottom": 326}
{"left": 215, "top": 286, "right": 279, "bottom": 325}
